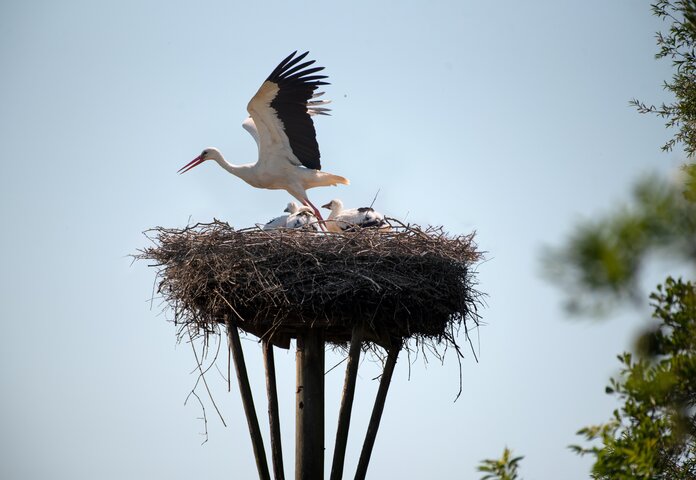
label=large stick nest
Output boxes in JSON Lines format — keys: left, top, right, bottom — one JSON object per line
{"left": 138, "top": 220, "right": 483, "bottom": 349}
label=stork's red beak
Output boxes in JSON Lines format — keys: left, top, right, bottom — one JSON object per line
{"left": 178, "top": 154, "right": 204, "bottom": 174}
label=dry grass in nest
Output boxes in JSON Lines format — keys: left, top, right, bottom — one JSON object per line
{"left": 137, "top": 220, "right": 484, "bottom": 354}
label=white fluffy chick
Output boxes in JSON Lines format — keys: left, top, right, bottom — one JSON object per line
{"left": 321, "top": 199, "right": 389, "bottom": 233}
{"left": 262, "top": 202, "right": 301, "bottom": 230}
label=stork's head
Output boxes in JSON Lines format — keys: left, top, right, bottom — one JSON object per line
{"left": 178, "top": 147, "right": 221, "bottom": 174}
{"left": 283, "top": 202, "right": 300, "bottom": 214}
{"left": 321, "top": 198, "right": 343, "bottom": 214}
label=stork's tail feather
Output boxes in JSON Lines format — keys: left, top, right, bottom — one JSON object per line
{"left": 315, "top": 172, "right": 350, "bottom": 187}
{"left": 332, "top": 174, "right": 350, "bottom": 186}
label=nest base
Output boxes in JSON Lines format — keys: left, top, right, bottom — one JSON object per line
{"left": 139, "top": 220, "right": 483, "bottom": 351}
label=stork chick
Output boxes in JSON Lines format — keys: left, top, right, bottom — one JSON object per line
{"left": 286, "top": 206, "right": 322, "bottom": 231}
{"left": 321, "top": 199, "right": 390, "bottom": 233}
{"left": 262, "top": 202, "right": 301, "bottom": 230}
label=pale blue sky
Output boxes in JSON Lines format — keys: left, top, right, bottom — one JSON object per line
{"left": 0, "top": 1, "right": 685, "bottom": 479}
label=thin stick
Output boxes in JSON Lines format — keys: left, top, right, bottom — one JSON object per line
{"left": 368, "top": 188, "right": 381, "bottom": 208}
{"left": 186, "top": 327, "right": 227, "bottom": 428}
{"left": 263, "top": 340, "right": 285, "bottom": 480}
{"left": 353, "top": 344, "right": 400, "bottom": 480}
{"left": 226, "top": 318, "right": 271, "bottom": 480}
{"left": 330, "top": 324, "right": 364, "bottom": 480}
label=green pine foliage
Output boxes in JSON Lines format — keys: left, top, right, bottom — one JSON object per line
{"left": 631, "top": 1, "right": 696, "bottom": 157}
{"left": 571, "top": 278, "right": 696, "bottom": 479}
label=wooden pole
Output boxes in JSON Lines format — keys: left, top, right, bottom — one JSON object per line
{"left": 263, "top": 340, "right": 285, "bottom": 480}
{"left": 295, "top": 328, "right": 325, "bottom": 480}
{"left": 226, "top": 319, "right": 271, "bottom": 480}
{"left": 353, "top": 345, "right": 400, "bottom": 480}
{"left": 329, "top": 324, "right": 364, "bottom": 480}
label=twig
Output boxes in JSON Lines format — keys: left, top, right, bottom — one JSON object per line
{"left": 187, "top": 327, "right": 227, "bottom": 427}
{"left": 325, "top": 355, "right": 349, "bottom": 375}
{"left": 369, "top": 188, "right": 381, "bottom": 208}
{"left": 184, "top": 390, "right": 209, "bottom": 445}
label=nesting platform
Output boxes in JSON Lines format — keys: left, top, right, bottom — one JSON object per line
{"left": 139, "top": 220, "right": 483, "bottom": 480}
{"left": 140, "top": 220, "right": 482, "bottom": 349}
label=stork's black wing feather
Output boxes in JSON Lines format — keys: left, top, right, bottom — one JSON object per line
{"left": 267, "top": 51, "right": 307, "bottom": 80}
{"left": 266, "top": 51, "right": 329, "bottom": 170}
{"left": 281, "top": 60, "right": 317, "bottom": 79}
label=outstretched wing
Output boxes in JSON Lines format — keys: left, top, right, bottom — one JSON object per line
{"left": 247, "top": 51, "right": 331, "bottom": 170}
{"left": 242, "top": 116, "right": 260, "bottom": 148}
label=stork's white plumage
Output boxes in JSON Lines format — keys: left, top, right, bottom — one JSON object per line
{"left": 178, "top": 51, "right": 349, "bottom": 220}
{"left": 321, "top": 199, "right": 390, "bottom": 233}
{"left": 286, "top": 207, "right": 321, "bottom": 231}
{"left": 262, "top": 202, "right": 301, "bottom": 230}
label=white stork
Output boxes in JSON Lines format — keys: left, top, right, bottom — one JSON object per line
{"left": 321, "top": 199, "right": 390, "bottom": 233}
{"left": 178, "top": 51, "right": 349, "bottom": 220}
{"left": 261, "top": 202, "right": 301, "bottom": 230}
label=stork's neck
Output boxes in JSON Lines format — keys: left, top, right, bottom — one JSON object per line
{"left": 210, "top": 151, "right": 258, "bottom": 185}
{"left": 328, "top": 202, "right": 344, "bottom": 219}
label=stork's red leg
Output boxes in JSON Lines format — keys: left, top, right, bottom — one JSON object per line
{"left": 302, "top": 198, "right": 328, "bottom": 232}
{"left": 303, "top": 199, "right": 324, "bottom": 221}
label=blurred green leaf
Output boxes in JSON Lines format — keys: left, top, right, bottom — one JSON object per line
{"left": 477, "top": 447, "right": 524, "bottom": 480}
{"left": 684, "top": 164, "right": 696, "bottom": 202}
{"left": 542, "top": 175, "right": 696, "bottom": 314}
